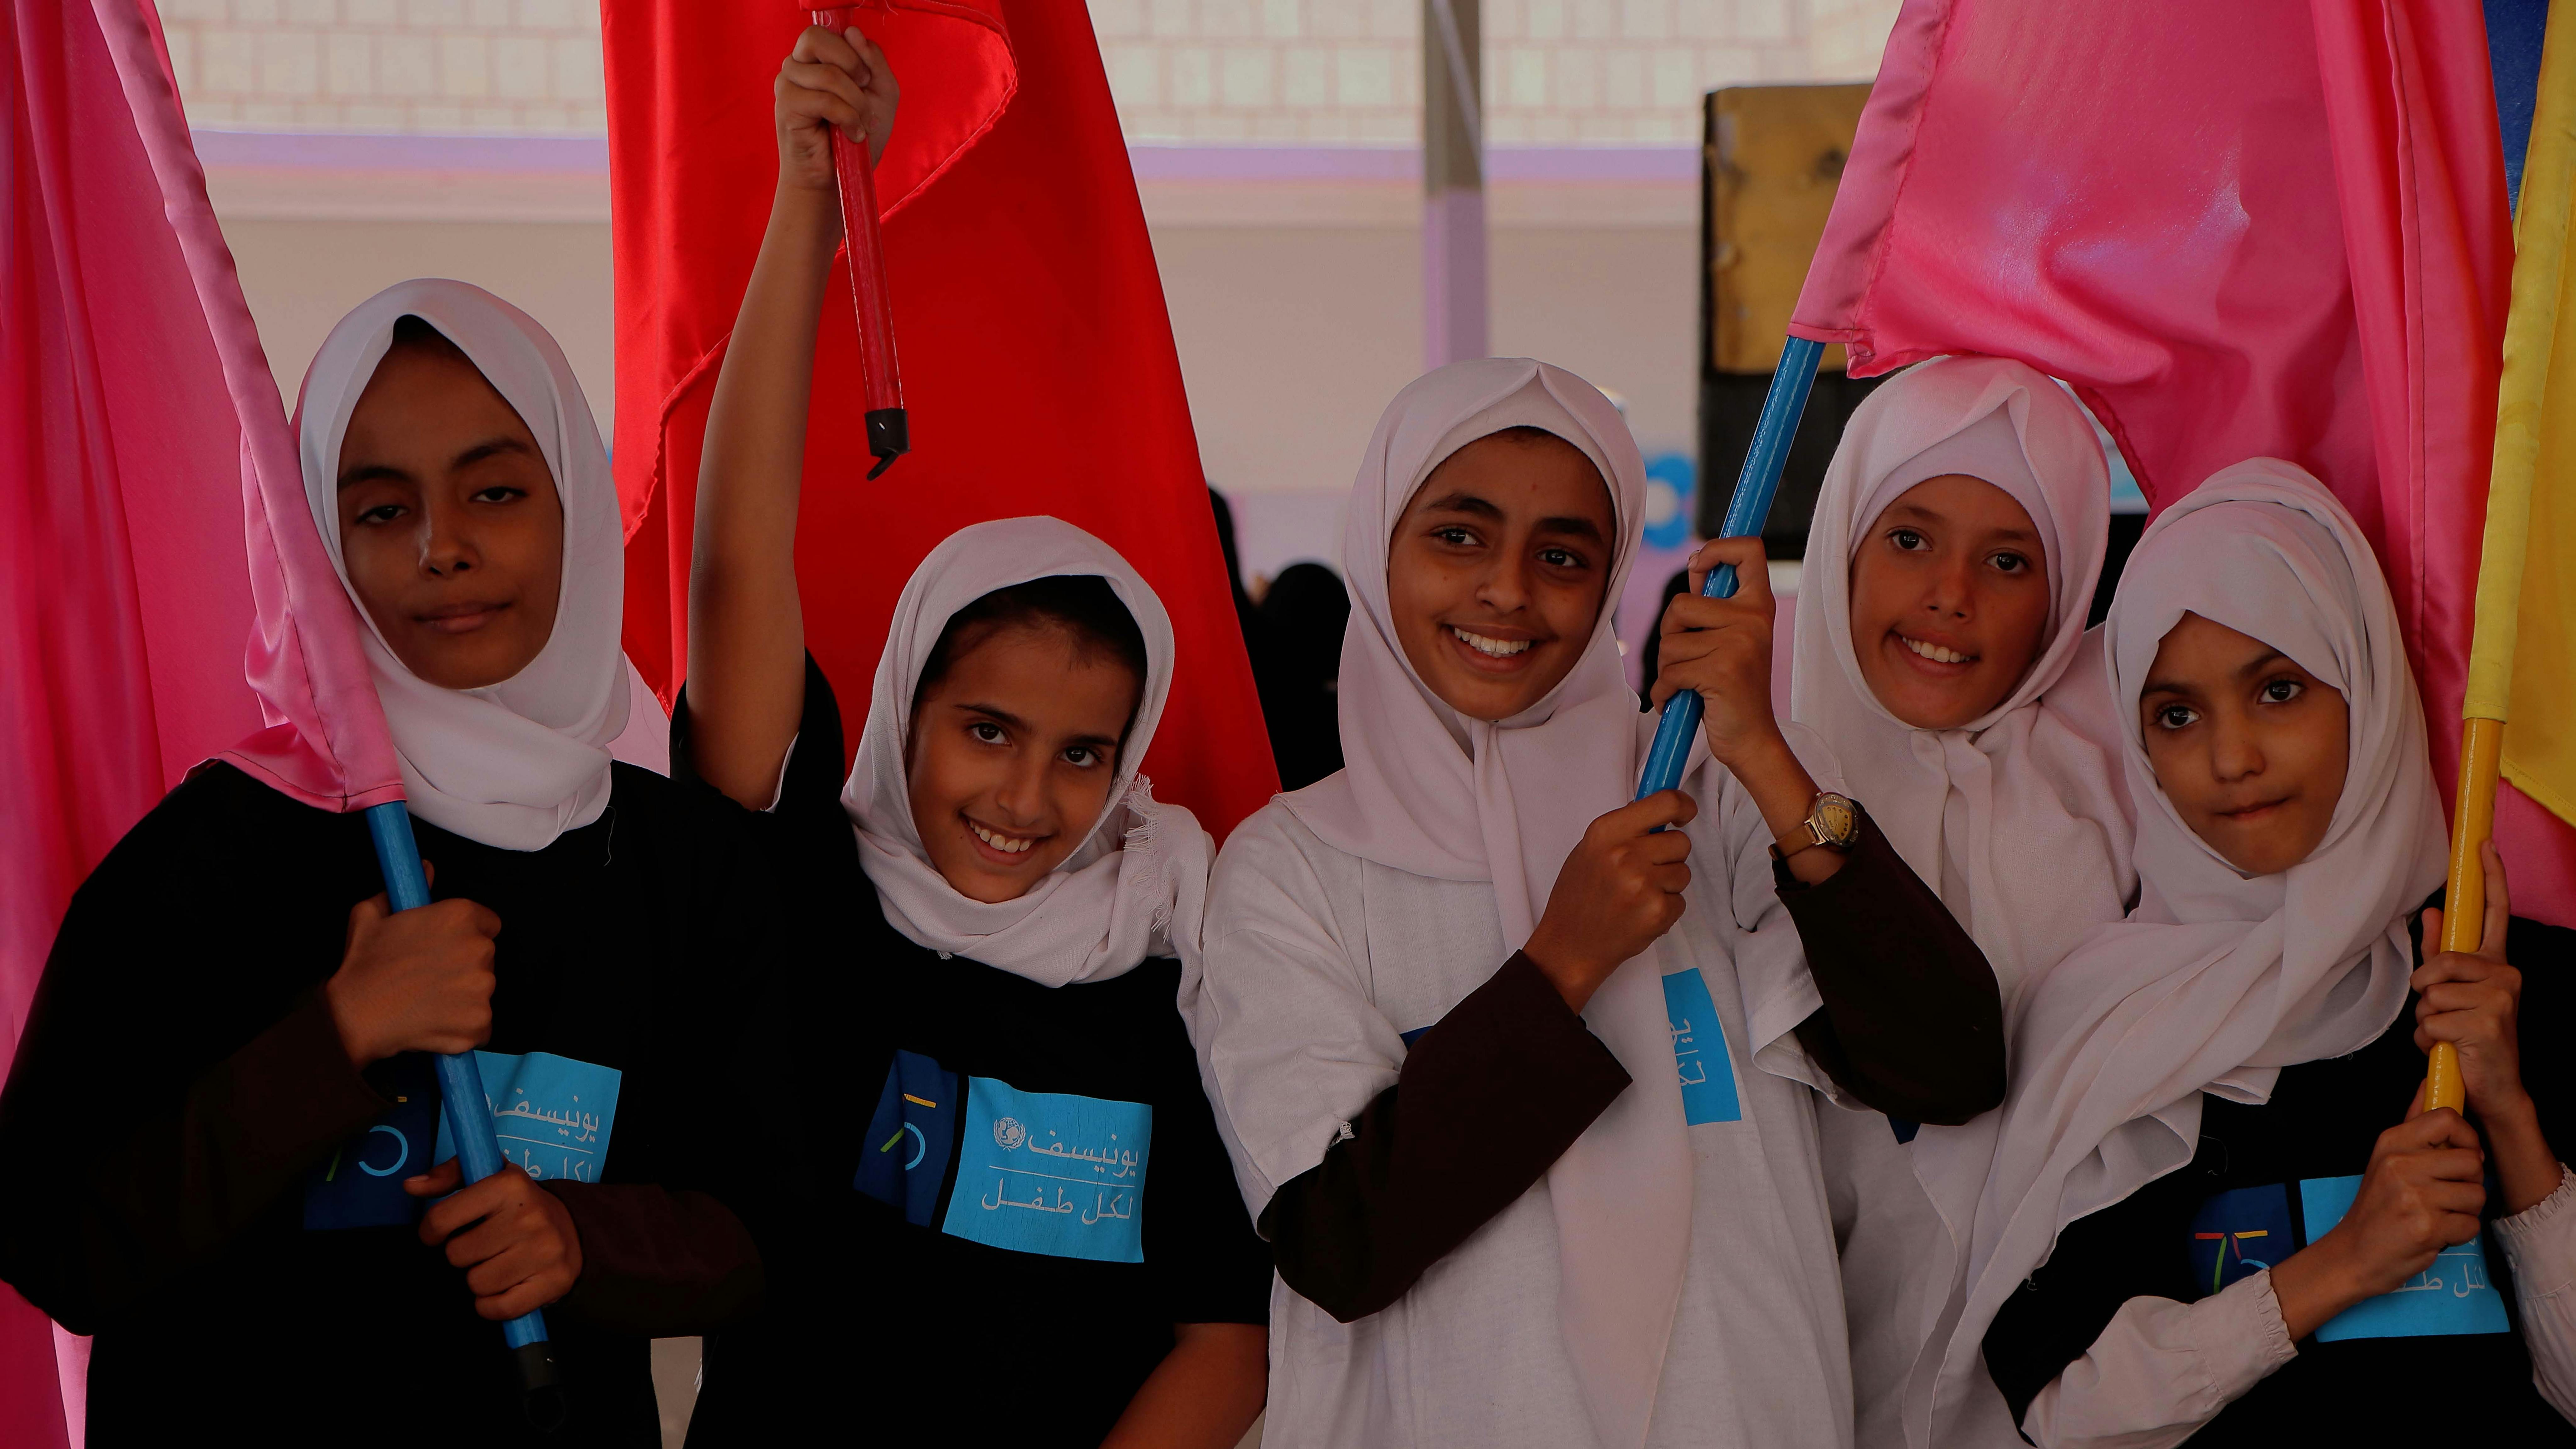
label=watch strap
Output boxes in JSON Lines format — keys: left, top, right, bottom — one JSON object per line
{"left": 1771, "top": 792, "right": 1856, "bottom": 863}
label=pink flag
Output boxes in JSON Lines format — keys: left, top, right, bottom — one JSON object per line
{"left": 4, "top": 0, "right": 408, "bottom": 1436}
{"left": 1792, "top": 0, "right": 2576, "bottom": 926}
{"left": 86, "top": 0, "right": 405, "bottom": 817}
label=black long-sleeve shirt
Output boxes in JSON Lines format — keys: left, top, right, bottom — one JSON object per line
{"left": 674, "top": 659, "right": 1271, "bottom": 1448}
{"left": 1982, "top": 913, "right": 2576, "bottom": 1446}
{"left": 0, "top": 762, "right": 784, "bottom": 1447}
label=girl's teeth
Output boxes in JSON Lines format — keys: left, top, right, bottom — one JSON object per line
{"left": 1903, "top": 636, "right": 1970, "bottom": 665}
{"left": 970, "top": 822, "right": 1035, "bottom": 854}
{"left": 1453, "top": 627, "right": 1532, "bottom": 658}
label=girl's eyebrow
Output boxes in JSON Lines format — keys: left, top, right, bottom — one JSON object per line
{"left": 337, "top": 435, "right": 535, "bottom": 490}
{"left": 452, "top": 435, "right": 538, "bottom": 470}
{"left": 338, "top": 461, "right": 410, "bottom": 490}
{"left": 1418, "top": 490, "right": 1502, "bottom": 520}
{"left": 952, "top": 701, "right": 1026, "bottom": 731}
{"left": 2140, "top": 649, "right": 2287, "bottom": 701}
{"left": 2230, "top": 648, "right": 2291, "bottom": 681}
{"left": 1534, "top": 514, "right": 1607, "bottom": 545}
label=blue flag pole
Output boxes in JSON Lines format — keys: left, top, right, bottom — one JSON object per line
{"left": 361, "top": 802, "right": 564, "bottom": 1416}
{"left": 1635, "top": 336, "right": 1824, "bottom": 799}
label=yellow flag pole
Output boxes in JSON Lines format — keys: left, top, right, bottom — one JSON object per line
{"left": 2428, "top": 722, "right": 2504, "bottom": 1111}
{"left": 2429, "top": 0, "right": 2576, "bottom": 1113}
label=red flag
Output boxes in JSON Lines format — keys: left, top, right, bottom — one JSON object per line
{"left": 1792, "top": 0, "right": 2576, "bottom": 925}
{"left": 606, "top": 0, "right": 1279, "bottom": 838}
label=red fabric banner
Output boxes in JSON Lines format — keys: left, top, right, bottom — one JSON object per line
{"left": 1792, "top": 0, "right": 2576, "bottom": 925}
{"left": 606, "top": 0, "right": 1279, "bottom": 838}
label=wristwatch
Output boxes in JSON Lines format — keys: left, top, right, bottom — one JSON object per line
{"left": 1770, "top": 791, "right": 1859, "bottom": 863}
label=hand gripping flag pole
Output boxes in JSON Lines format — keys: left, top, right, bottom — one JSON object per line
{"left": 806, "top": 1, "right": 909, "bottom": 479}
{"left": 363, "top": 805, "right": 567, "bottom": 1423}
{"left": 1634, "top": 337, "right": 1823, "bottom": 800}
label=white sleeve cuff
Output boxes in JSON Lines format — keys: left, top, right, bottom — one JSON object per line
{"left": 2200, "top": 1269, "right": 2299, "bottom": 1401}
{"left": 758, "top": 734, "right": 800, "bottom": 814}
{"left": 2493, "top": 1165, "right": 2576, "bottom": 1296}
{"left": 2019, "top": 1274, "right": 2295, "bottom": 1449}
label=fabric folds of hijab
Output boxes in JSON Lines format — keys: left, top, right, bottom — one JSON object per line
{"left": 294, "top": 279, "right": 629, "bottom": 851}
{"left": 1925, "top": 461, "right": 2446, "bottom": 1426}
{"left": 1791, "top": 355, "right": 2131, "bottom": 1016}
{"left": 841, "top": 516, "right": 1211, "bottom": 988}
{"left": 1283, "top": 357, "right": 1688, "bottom": 1449}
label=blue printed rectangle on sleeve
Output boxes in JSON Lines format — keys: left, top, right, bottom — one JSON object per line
{"left": 432, "top": 1050, "right": 622, "bottom": 1185}
{"left": 2301, "top": 1174, "right": 2511, "bottom": 1341}
{"left": 1661, "top": 968, "right": 1742, "bottom": 1125}
{"left": 942, "top": 1077, "right": 1152, "bottom": 1264}
{"left": 2187, "top": 1183, "right": 2294, "bottom": 1299}
{"left": 856, "top": 1050, "right": 961, "bottom": 1228}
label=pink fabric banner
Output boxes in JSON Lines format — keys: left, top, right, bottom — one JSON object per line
{"left": 5, "top": 0, "right": 408, "bottom": 1437}
{"left": 4, "top": 0, "right": 253, "bottom": 1437}
{"left": 1792, "top": 0, "right": 2576, "bottom": 926}
{"left": 86, "top": 0, "right": 404, "bottom": 816}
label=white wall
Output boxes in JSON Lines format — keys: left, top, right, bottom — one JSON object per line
{"left": 1158, "top": 220, "right": 1696, "bottom": 498}
{"left": 210, "top": 196, "right": 1699, "bottom": 592}
{"left": 217, "top": 216, "right": 616, "bottom": 437}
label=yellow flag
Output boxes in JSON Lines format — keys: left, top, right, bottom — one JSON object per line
{"left": 2474, "top": 3, "right": 2576, "bottom": 826}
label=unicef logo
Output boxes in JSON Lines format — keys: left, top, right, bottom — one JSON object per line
{"left": 993, "top": 1117, "right": 1027, "bottom": 1150}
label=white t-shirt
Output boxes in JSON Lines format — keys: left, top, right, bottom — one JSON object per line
{"left": 1195, "top": 750, "right": 1856, "bottom": 1449}
{"left": 1821, "top": 1104, "right": 2024, "bottom": 1449}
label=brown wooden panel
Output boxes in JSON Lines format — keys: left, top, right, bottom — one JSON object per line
{"left": 1704, "top": 83, "right": 1870, "bottom": 376}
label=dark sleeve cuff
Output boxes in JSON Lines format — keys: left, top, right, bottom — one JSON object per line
{"left": 31, "top": 990, "right": 388, "bottom": 1332}
{"left": 1260, "top": 952, "right": 1631, "bottom": 1322}
{"left": 671, "top": 654, "right": 861, "bottom": 895}
{"left": 541, "top": 1182, "right": 765, "bottom": 1336}
{"left": 1775, "top": 807, "right": 2004, "bottom": 1124}
{"left": 201, "top": 988, "right": 389, "bottom": 1178}
{"left": 669, "top": 652, "right": 846, "bottom": 810}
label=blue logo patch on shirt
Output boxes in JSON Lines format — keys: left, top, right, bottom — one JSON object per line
{"left": 303, "top": 1056, "right": 439, "bottom": 1230}
{"left": 1661, "top": 968, "right": 1742, "bottom": 1126}
{"left": 942, "top": 1077, "right": 1152, "bottom": 1264}
{"left": 856, "top": 1050, "right": 962, "bottom": 1228}
{"left": 2189, "top": 1183, "right": 2294, "bottom": 1297}
{"left": 2300, "top": 1174, "right": 2511, "bottom": 1341}
{"left": 432, "top": 1050, "right": 622, "bottom": 1185}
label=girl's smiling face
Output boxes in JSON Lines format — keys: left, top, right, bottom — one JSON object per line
{"left": 1847, "top": 473, "right": 2053, "bottom": 730}
{"left": 336, "top": 332, "right": 564, "bottom": 690}
{"left": 905, "top": 622, "right": 1142, "bottom": 903}
{"left": 2137, "top": 611, "right": 2351, "bottom": 875}
{"left": 1386, "top": 429, "right": 1617, "bottom": 723}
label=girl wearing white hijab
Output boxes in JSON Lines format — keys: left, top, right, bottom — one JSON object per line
{"left": 1792, "top": 355, "right": 2134, "bottom": 1014}
{"left": 1957, "top": 463, "right": 2576, "bottom": 1446}
{"left": 0, "top": 280, "right": 783, "bottom": 1446}
{"left": 1193, "top": 356, "right": 2004, "bottom": 1449}
{"left": 1792, "top": 357, "right": 2138, "bottom": 1449}
{"left": 674, "top": 35, "right": 1271, "bottom": 1445}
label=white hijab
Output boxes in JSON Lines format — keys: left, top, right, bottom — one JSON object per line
{"left": 840, "top": 517, "right": 1212, "bottom": 987}
{"left": 1926, "top": 461, "right": 2446, "bottom": 1424}
{"left": 1285, "top": 358, "right": 1689, "bottom": 1449}
{"left": 296, "top": 280, "right": 629, "bottom": 852}
{"left": 1792, "top": 355, "right": 2134, "bottom": 1015}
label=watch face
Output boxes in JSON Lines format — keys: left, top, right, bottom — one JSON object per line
{"left": 1814, "top": 792, "right": 1859, "bottom": 845}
